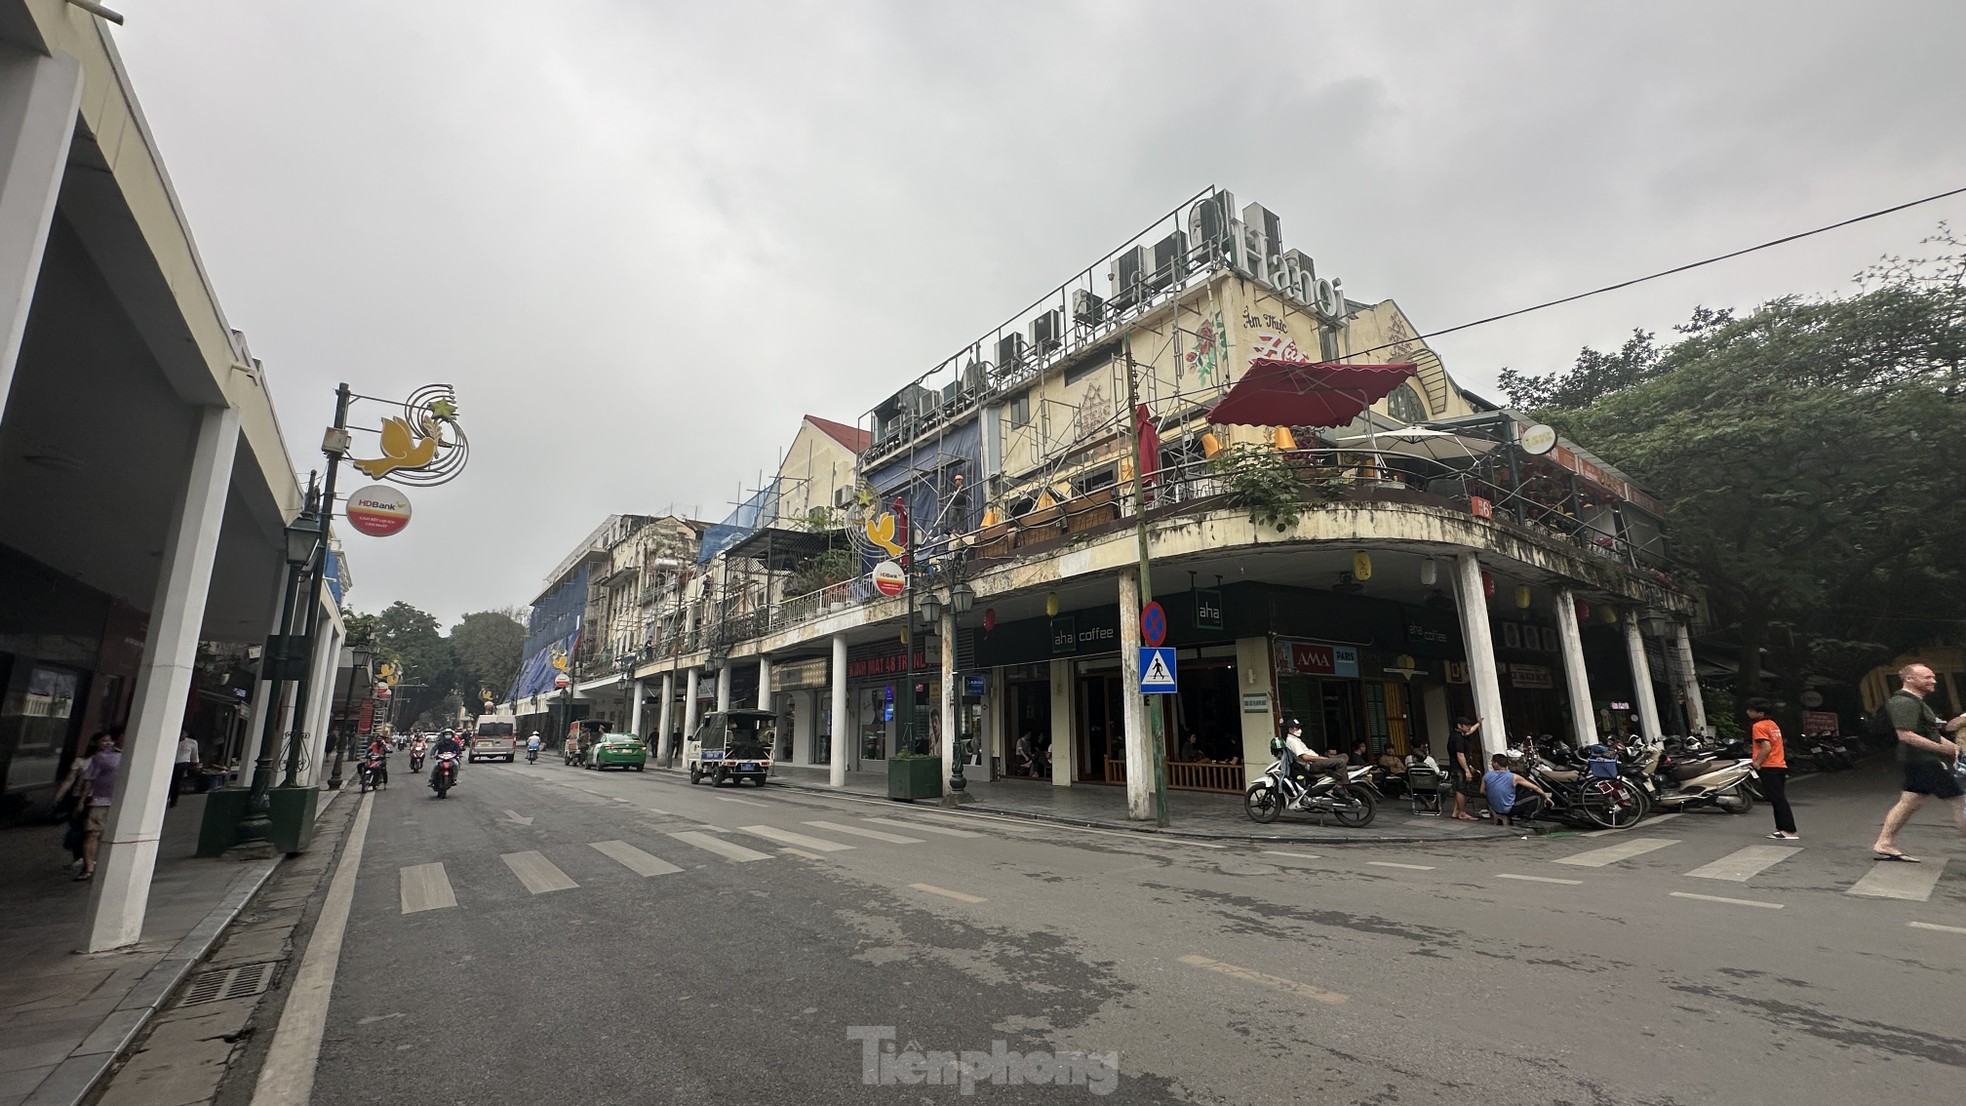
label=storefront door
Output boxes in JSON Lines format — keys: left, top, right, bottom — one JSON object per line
{"left": 1007, "top": 679, "right": 1050, "bottom": 778}
{"left": 1076, "top": 672, "right": 1123, "bottom": 783}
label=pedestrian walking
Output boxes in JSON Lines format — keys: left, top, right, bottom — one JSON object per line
{"left": 1745, "top": 698, "right": 1797, "bottom": 840}
{"left": 76, "top": 731, "right": 122, "bottom": 881}
{"left": 168, "top": 730, "right": 201, "bottom": 808}
{"left": 1870, "top": 662, "right": 1966, "bottom": 862}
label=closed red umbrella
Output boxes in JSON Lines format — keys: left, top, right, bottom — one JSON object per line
{"left": 1206, "top": 360, "right": 1419, "bottom": 428}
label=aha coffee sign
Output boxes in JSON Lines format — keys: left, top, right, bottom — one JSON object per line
{"left": 346, "top": 484, "right": 412, "bottom": 537}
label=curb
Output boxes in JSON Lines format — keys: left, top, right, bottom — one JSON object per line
{"left": 23, "top": 788, "right": 347, "bottom": 1106}
{"left": 714, "top": 773, "right": 1525, "bottom": 847}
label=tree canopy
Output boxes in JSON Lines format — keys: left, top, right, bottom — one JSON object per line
{"left": 340, "top": 601, "right": 527, "bottom": 730}
{"left": 1500, "top": 229, "right": 1966, "bottom": 702}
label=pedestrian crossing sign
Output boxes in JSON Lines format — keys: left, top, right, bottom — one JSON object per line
{"left": 1139, "top": 647, "right": 1177, "bottom": 694}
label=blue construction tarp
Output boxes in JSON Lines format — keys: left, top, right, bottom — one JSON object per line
{"left": 508, "top": 630, "right": 582, "bottom": 702}
{"left": 696, "top": 480, "right": 781, "bottom": 563}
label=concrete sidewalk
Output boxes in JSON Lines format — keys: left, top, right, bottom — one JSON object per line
{"left": 0, "top": 790, "right": 336, "bottom": 1106}
{"left": 663, "top": 761, "right": 1519, "bottom": 844}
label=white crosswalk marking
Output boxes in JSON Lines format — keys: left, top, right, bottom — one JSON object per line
{"left": 1687, "top": 845, "right": 1802, "bottom": 882}
{"left": 1848, "top": 857, "right": 1947, "bottom": 901}
{"left": 1553, "top": 837, "right": 1679, "bottom": 868}
{"left": 802, "top": 820, "right": 924, "bottom": 844}
{"left": 667, "top": 830, "right": 773, "bottom": 863}
{"left": 717, "top": 796, "right": 768, "bottom": 807}
{"left": 864, "top": 817, "right": 980, "bottom": 838}
{"left": 590, "top": 840, "right": 682, "bottom": 877}
{"left": 399, "top": 863, "right": 456, "bottom": 914}
{"left": 502, "top": 851, "right": 578, "bottom": 894}
{"left": 736, "top": 825, "right": 855, "bottom": 852}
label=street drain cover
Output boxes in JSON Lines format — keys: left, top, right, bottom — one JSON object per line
{"left": 180, "top": 962, "right": 277, "bottom": 1007}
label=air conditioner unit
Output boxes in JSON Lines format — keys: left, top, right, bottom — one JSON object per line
{"left": 915, "top": 389, "right": 942, "bottom": 417}
{"left": 1030, "top": 309, "right": 1063, "bottom": 352}
{"left": 1149, "top": 230, "right": 1189, "bottom": 289}
{"left": 1110, "top": 245, "right": 1148, "bottom": 305}
{"left": 996, "top": 332, "right": 1027, "bottom": 371}
{"left": 833, "top": 486, "right": 852, "bottom": 510}
{"left": 941, "top": 380, "right": 962, "bottom": 408}
{"left": 1280, "top": 249, "right": 1316, "bottom": 305}
{"left": 963, "top": 360, "right": 987, "bottom": 392}
{"left": 1190, "top": 190, "right": 1236, "bottom": 254}
{"left": 1242, "top": 202, "right": 1283, "bottom": 286}
{"left": 1072, "top": 288, "right": 1105, "bottom": 326}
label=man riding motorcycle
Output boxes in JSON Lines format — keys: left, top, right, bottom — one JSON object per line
{"left": 430, "top": 729, "right": 464, "bottom": 790}
{"left": 1282, "top": 719, "right": 1346, "bottom": 809}
{"left": 526, "top": 731, "right": 542, "bottom": 763}
{"left": 408, "top": 734, "right": 428, "bottom": 772}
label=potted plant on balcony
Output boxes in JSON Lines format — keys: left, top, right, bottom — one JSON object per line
{"left": 887, "top": 749, "right": 944, "bottom": 801}
{"left": 1210, "top": 442, "right": 1304, "bottom": 532}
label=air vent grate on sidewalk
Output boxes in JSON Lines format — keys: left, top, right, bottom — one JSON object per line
{"left": 179, "top": 962, "right": 278, "bottom": 1007}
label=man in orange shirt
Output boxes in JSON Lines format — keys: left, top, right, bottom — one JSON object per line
{"left": 1746, "top": 698, "right": 1797, "bottom": 840}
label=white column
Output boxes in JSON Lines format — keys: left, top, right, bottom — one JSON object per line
{"left": 238, "top": 573, "right": 289, "bottom": 781}
{"left": 1049, "top": 658, "right": 1075, "bottom": 786}
{"left": 756, "top": 656, "right": 772, "bottom": 710}
{"left": 829, "top": 634, "right": 848, "bottom": 787}
{"left": 983, "top": 671, "right": 1004, "bottom": 782}
{"left": 683, "top": 668, "right": 702, "bottom": 740}
{"left": 1451, "top": 553, "right": 1508, "bottom": 758}
{"left": 1553, "top": 588, "right": 1599, "bottom": 748}
{"left": 716, "top": 667, "right": 731, "bottom": 713}
{"left": 0, "top": 50, "right": 81, "bottom": 418}
{"left": 1623, "top": 613, "right": 1664, "bottom": 743}
{"left": 1118, "top": 567, "right": 1152, "bottom": 819}
{"left": 85, "top": 406, "right": 240, "bottom": 952}
{"left": 301, "top": 618, "right": 341, "bottom": 783}
{"left": 657, "top": 671, "right": 675, "bottom": 760}
{"left": 939, "top": 608, "right": 957, "bottom": 796}
{"left": 1673, "top": 622, "right": 1708, "bottom": 737}
{"left": 629, "top": 677, "right": 645, "bottom": 737}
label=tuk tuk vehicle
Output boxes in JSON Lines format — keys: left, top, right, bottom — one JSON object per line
{"left": 565, "top": 719, "right": 607, "bottom": 767}
{"left": 685, "top": 708, "right": 775, "bottom": 786}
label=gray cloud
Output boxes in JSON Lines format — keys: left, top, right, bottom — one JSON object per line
{"left": 113, "top": 0, "right": 1966, "bottom": 626}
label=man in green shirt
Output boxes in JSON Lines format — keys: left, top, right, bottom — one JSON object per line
{"left": 1870, "top": 662, "right": 1966, "bottom": 862}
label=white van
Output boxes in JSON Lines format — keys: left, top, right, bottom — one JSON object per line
{"left": 471, "top": 714, "right": 519, "bottom": 762}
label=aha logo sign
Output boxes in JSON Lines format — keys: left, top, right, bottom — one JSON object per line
{"left": 346, "top": 484, "right": 412, "bottom": 537}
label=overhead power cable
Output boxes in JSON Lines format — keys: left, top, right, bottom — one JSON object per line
{"left": 1345, "top": 183, "right": 1966, "bottom": 360}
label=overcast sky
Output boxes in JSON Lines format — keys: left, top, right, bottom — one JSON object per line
{"left": 114, "top": 1, "right": 1966, "bottom": 630}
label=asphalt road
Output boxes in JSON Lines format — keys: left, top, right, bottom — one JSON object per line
{"left": 234, "top": 757, "right": 1965, "bottom": 1105}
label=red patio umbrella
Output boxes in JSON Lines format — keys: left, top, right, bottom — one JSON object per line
{"left": 1206, "top": 360, "right": 1419, "bottom": 428}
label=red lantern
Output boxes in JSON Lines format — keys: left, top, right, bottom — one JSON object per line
{"left": 1575, "top": 599, "right": 1590, "bottom": 623}
{"left": 1481, "top": 571, "right": 1496, "bottom": 599}
{"left": 983, "top": 608, "right": 997, "bottom": 632}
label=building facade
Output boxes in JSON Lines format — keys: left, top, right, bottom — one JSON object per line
{"left": 514, "top": 189, "right": 1703, "bottom": 816}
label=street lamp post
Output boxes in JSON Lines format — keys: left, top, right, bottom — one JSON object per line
{"left": 896, "top": 496, "right": 918, "bottom": 759}
{"left": 945, "top": 576, "right": 975, "bottom": 800}
{"left": 616, "top": 653, "right": 635, "bottom": 730}
{"left": 234, "top": 513, "right": 323, "bottom": 850}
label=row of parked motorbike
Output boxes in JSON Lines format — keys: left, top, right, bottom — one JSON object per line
{"left": 1243, "top": 732, "right": 1864, "bottom": 830}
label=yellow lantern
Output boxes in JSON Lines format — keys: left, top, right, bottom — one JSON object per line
{"left": 1600, "top": 606, "right": 1620, "bottom": 624}
{"left": 1352, "top": 551, "right": 1373, "bottom": 581}
{"left": 1515, "top": 585, "right": 1532, "bottom": 609}
{"left": 1274, "top": 426, "right": 1297, "bottom": 450}
{"left": 1201, "top": 430, "right": 1223, "bottom": 458}
{"left": 981, "top": 506, "right": 1000, "bottom": 528}
{"left": 899, "top": 624, "right": 910, "bottom": 645}
{"left": 1045, "top": 592, "right": 1060, "bottom": 617}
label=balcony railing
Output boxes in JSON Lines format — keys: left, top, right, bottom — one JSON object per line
{"left": 666, "top": 445, "right": 1681, "bottom": 653}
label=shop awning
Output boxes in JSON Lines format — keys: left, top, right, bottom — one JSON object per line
{"left": 1208, "top": 360, "right": 1418, "bottom": 428}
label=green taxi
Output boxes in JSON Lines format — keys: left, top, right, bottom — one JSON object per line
{"left": 585, "top": 732, "right": 648, "bottom": 771}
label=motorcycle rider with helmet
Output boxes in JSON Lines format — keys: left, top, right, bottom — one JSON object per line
{"left": 430, "top": 729, "right": 464, "bottom": 790}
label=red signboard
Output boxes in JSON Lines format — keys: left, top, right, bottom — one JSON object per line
{"left": 1469, "top": 496, "right": 1493, "bottom": 519}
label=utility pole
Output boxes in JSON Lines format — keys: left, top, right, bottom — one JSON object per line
{"left": 1122, "top": 340, "right": 1170, "bottom": 827}
{"left": 896, "top": 495, "right": 916, "bottom": 758}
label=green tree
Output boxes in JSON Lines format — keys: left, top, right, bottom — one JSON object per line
{"left": 449, "top": 609, "right": 528, "bottom": 712}
{"left": 369, "top": 600, "right": 458, "bottom": 728}
{"left": 1502, "top": 230, "right": 1966, "bottom": 700}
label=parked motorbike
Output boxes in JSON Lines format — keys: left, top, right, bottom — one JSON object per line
{"left": 564, "top": 744, "right": 584, "bottom": 767}
{"left": 1637, "top": 744, "right": 1755, "bottom": 814}
{"left": 1244, "top": 743, "right": 1376, "bottom": 827}
{"left": 430, "top": 751, "right": 459, "bottom": 799}
{"left": 357, "top": 752, "right": 388, "bottom": 793}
